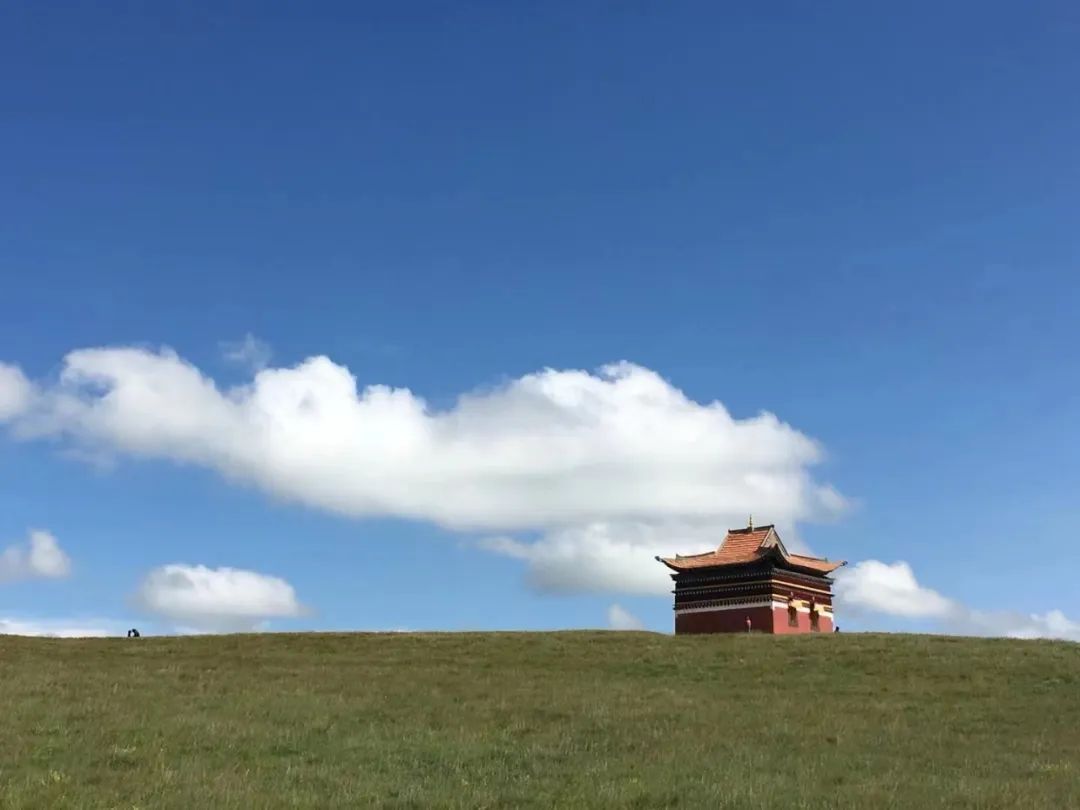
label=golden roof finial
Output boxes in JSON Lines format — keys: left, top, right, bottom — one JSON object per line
{"left": 748, "top": 514, "right": 753, "bottom": 530}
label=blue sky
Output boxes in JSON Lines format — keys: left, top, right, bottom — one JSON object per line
{"left": 1, "top": 3, "right": 1078, "bottom": 637}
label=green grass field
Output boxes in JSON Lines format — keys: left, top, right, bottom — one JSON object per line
{"left": 0, "top": 631, "right": 1077, "bottom": 809}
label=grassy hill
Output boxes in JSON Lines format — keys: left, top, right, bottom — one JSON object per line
{"left": 0, "top": 631, "right": 1077, "bottom": 808}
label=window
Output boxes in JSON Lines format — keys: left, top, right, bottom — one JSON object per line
{"left": 810, "top": 608, "right": 820, "bottom": 632}
{"left": 788, "top": 604, "right": 798, "bottom": 628}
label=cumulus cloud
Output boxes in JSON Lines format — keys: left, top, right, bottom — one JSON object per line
{"left": 835, "top": 560, "right": 1080, "bottom": 642}
{"left": 607, "top": 603, "right": 644, "bottom": 631}
{"left": 0, "top": 347, "right": 846, "bottom": 593}
{"left": 133, "top": 564, "right": 304, "bottom": 632}
{"left": 833, "top": 560, "right": 954, "bottom": 619}
{"left": 6, "top": 348, "right": 844, "bottom": 530}
{"left": 221, "top": 333, "right": 272, "bottom": 371}
{"left": 481, "top": 522, "right": 726, "bottom": 596}
{"left": 0, "top": 530, "right": 72, "bottom": 583}
{"left": 0, "top": 617, "right": 117, "bottom": 638}
{"left": 0, "top": 363, "right": 33, "bottom": 422}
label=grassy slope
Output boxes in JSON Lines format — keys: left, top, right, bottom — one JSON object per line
{"left": 0, "top": 631, "right": 1077, "bottom": 809}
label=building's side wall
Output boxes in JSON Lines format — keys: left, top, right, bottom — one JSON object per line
{"left": 675, "top": 605, "right": 775, "bottom": 634}
{"left": 674, "top": 604, "right": 835, "bottom": 635}
{"left": 770, "top": 605, "right": 834, "bottom": 634}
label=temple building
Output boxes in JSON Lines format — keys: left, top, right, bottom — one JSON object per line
{"left": 656, "top": 521, "right": 845, "bottom": 634}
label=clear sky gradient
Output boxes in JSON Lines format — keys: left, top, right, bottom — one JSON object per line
{"left": 1, "top": 3, "right": 1078, "bottom": 636}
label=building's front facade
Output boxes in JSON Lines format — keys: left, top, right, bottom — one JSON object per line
{"left": 657, "top": 523, "right": 845, "bottom": 634}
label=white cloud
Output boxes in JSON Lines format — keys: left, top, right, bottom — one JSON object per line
{"left": 221, "top": 334, "right": 272, "bottom": 371}
{"left": 835, "top": 559, "right": 1080, "bottom": 642}
{"left": 989, "top": 609, "right": 1080, "bottom": 641}
{"left": 0, "top": 363, "right": 33, "bottom": 422}
{"left": 1, "top": 347, "right": 846, "bottom": 594}
{"left": 133, "top": 564, "right": 304, "bottom": 632}
{"left": 8, "top": 349, "right": 844, "bottom": 530}
{"left": 0, "top": 617, "right": 117, "bottom": 637}
{"left": 833, "top": 560, "right": 954, "bottom": 619}
{"left": 0, "top": 530, "right": 72, "bottom": 583}
{"left": 481, "top": 522, "right": 727, "bottom": 596}
{"left": 607, "top": 603, "right": 644, "bottom": 631}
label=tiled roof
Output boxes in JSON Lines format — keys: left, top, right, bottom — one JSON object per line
{"left": 657, "top": 525, "right": 845, "bottom": 575}
{"left": 785, "top": 553, "right": 845, "bottom": 574}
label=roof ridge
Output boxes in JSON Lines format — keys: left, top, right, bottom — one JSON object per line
{"left": 673, "top": 550, "right": 717, "bottom": 560}
{"left": 728, "top": 524, "right": 775, "bottom": 533}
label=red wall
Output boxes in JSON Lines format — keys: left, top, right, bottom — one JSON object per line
{"left": 675, "top": 606, "right": 774, "bottom": 634}
{"left": 675, "top": 606, "right": 834, "bottom": 635}
{"left": 770, "top": 606, "right": 833, "bottom": 635}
